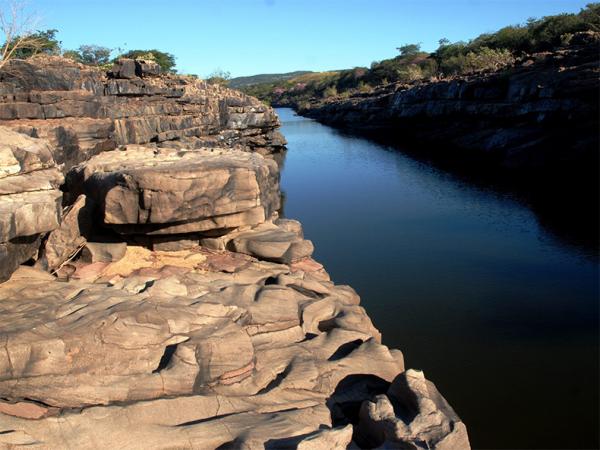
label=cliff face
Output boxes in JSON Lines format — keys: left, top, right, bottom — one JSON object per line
{"left": 0, "top": 57, "right": 286, "bottom": 171}
{"left": 299, "top": 36, "right": 599, "bottom": 179}
{"left": 0, "top": 59, "right": 470, "bottom": 449}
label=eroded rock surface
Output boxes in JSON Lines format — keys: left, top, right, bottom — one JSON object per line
{"left": 66, "top": 145, "right": 280, "bottom": 235}
{"left": 0, "top": 127, "right": 63, "bottom": 281}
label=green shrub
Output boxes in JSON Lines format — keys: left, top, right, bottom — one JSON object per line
{"left": 115, "top": 49, "right": 176, "bottom": 73}
{"left": 357, "top": 81, "right": 373, "bottom": 93}
{"left": 322, "top": 86, "right": 338, "bottom": 98}
{"left": 441, "top": 47, "right": 515, "bottom": 75}
{"left": 396, "top": 64, "right": 423, "bottom": 82}
{"left": 7, "top": 29, "right": 61, "bottom": 59}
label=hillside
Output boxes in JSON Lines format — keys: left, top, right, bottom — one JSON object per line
{"left": 228, "top": 70, "right": 313, "bottom": 88}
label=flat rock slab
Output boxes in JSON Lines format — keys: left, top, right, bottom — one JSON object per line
{"left": 231, "top": 222, "right": 314, "bottom": 264}
{"left": 66, "top": 146, "right": 280, "bottom": 234}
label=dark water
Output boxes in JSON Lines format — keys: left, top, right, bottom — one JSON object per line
{"left": 276, "top": 108, "right": 599, "bottom": 450}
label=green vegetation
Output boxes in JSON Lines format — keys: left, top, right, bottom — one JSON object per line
{"left": 206, "top": 68, "right": 231, "bottom": 86}
{"left": 5, "top": 28, "right": 60, "bottom": 59}
{"left": 114, "top": 49, "right": 177, "bottom": 73}
{"left": 229, "top": 71, "right": 313, "bottom": 89}
{"left": 64, "top": 45, "right": 112, "bottom": 66}
{"left": 239, "top": 3, "right": 600, "bottom": 105}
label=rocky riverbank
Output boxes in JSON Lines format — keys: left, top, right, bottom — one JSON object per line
{"left": 295, "top": 34, "right": 599, "bottom": 195}
{"left": 0, "top": 57, "right": 470, "bottom": 448}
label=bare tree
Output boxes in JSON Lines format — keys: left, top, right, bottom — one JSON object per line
{"left": 0, "top": 0, "right": 43, "bottom": 69}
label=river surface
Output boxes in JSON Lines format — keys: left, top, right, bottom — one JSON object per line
{"left": 276, "top": 108, "right": 599, "bottom": 449}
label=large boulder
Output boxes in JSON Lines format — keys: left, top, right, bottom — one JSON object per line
{"left": 355, "top": 370, "right": 471, "bottom": 449}
{"left": 65, "top": 145, "right": 281, "bottom": 236}
{"left": 0, "top": 127, "right": 63, "bottom": 282}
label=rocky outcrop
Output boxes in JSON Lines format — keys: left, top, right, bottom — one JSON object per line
{"left": 0, "top": 57, "right": 286, "bottom": 171}
{"left": 0, "top": 127, "right": 63, "bottom": 281}
{"left": 299, "top": 37, "right": 599, "bottom": 180}
{"left": 65, "top": 145, "right": 281, "bottom": 236}
{"left": 0, "top": 58, "right": 469, "bottom": 449}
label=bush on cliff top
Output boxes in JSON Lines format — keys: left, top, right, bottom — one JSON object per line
{"left": 114, "top": 49, "right": 177, "bottom": 73}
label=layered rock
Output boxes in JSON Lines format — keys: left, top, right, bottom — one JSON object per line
{"left": 0, "top": 56, "right": 286, "bottom": 171}
{"left": 0, "top": 243, "right": 469, "bottom": 449}
{"left": 65, "top": 145, "right": 280, "bottom": 236}
{"left": 0, "top": 127, "right": 63, "bottom": 281}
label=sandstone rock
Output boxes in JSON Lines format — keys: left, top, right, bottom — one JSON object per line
{"left": 66, "top": 146, "right": 280, "bottom": 235}
{"left": 297, "top": 425, "right": 354, "bottom": 450}
{"left": 275, "top": 217, "right": 304, "bottom": 237}
{"left": 0, "top": 242, "right": 468, "bottom": 449}
{"left": 200, "top": 220, "right": 313, "bottom": 264}
{"left": 355, "top": 369, "right": 471, "bottom": 449}
{"left": 0, "top": 127, "right": 63, "bottom": 281}
{"left": 231, "top": 223, "right": 314, "bottom": 264}
{"left": 149, "top": 235, "right": 200, "bottom": 251}
{"left": 0, "top": 399, "right": 58, "bottom": 419}
{"left": 81, "top": 241, "right": 127, "bottom": 263}
{"left": 41, "top": 194, "right": 95, "bottom": 271}
{"left": 0, "top": 249, "right": 400, "bottom": 408}
{"left": 0, "top": 190, "right": 62, "bottom": 243}
{"left": 0, "top": 235, "right": 41, "bottom": 282}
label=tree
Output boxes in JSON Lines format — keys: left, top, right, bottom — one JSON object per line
{"left": 78, "top": 44, "right": 111, "bottom": 65}
{"left": 206, "top": 68, "right": 231, "bottom": 85}
{"left": 116, "top": 49, "right": 176, "bottom": 72}
{"left": 62, "top": 49, "right": 82, "bottom": 62}
{"left": 1, "top": 1, "right": 60, "bottom": 68}
{"left": 396, "top": 43, "right": 421, "bottom": 57}
{"left": 10, "top": 28, "right": 60, "bottom": 58}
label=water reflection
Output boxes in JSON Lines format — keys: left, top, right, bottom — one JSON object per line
{"left": 276, "top": 108, "right": 599, "bottom": 449}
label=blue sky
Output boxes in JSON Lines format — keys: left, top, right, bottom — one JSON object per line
{"left": 32, "top": 0, "right": 591, "bottom": 77}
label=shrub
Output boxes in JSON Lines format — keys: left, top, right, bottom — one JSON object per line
{"left": 206, "top": 69, "right": 231, "bottom": 86}
{"left": 62, "top": 49, "right": 82, "bottom": 62}
{"left": 322, "top": 86, "right": 338, "bottom": 98}
{"left": 7, "top": 29, "right": 60, "bottom": 59}
{"left": 396, "top": 64, "right": 423, "bottom": 82}
{"left": 357, "top": 81, "right": 373, "bottom": 93}
{"left": 441, "top": 47, "right": 515, "bottom": 75}
{"left": 78, "top": 45, "right": 111, "bottom": 65}
{"left": 116, "top": 49, "right": 176, "bottom": 73}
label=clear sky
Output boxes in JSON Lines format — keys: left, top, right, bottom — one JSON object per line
{"left": 31, "top": 0, "right": 591, "bottom": 77}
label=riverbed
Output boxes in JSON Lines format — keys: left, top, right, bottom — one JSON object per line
{"left": 276, "top": 107, "right": 599, "bottom": 449}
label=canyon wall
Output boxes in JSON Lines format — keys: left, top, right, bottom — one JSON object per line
{"left": 299, "top": 35, "right": 599, "bottom": 183}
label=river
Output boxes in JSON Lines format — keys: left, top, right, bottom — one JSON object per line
{"left": 276, "top": 107, "right": 599, "bottom": 449}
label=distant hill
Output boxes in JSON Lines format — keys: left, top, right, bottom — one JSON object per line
{"left": 228, "top": 71, "right": 313, "bottom": 89}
